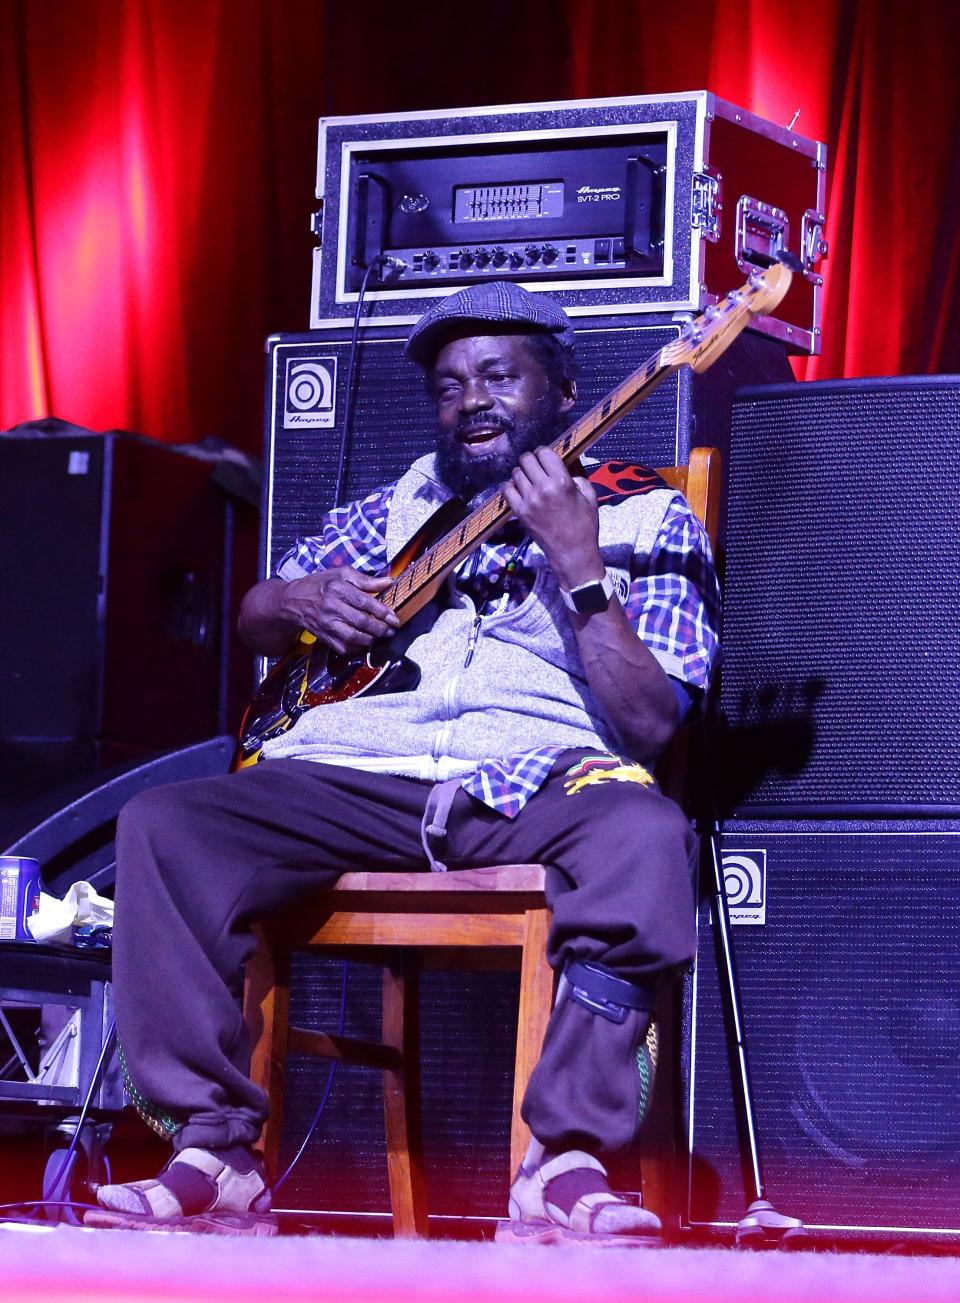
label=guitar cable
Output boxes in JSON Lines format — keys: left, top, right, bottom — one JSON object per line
{"left": 333, "top": 255, "right": 397, "bottom": 508}
{"left": 272, "top": 957, "right": 349, "bottom": 1195}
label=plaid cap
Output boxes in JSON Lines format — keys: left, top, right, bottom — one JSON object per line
{"left": 405, "top": 280, "right": 575, "bottom": 366}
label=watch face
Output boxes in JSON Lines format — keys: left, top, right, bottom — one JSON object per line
{"left": 571, "top": 580, "right": 612, "bottom": 614}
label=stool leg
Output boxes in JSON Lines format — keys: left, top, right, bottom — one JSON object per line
{"left": 243, "top": 925, "right": 290, "bottom": 1182}
{"left": 510, "top": 906, "right": 553, "bottom": 1177}
{"left": 382, "top": 952, "right": 428, "bottom": 1237}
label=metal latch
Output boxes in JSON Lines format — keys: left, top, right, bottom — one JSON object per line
{"left": 800, "top": 208, "right": 828, "bottom": 284}
{"left": 692, "top": 167, "right": 722, "bottom": 243}
{"left": 735, "top": 197, "right": 790, "bottom": 270}
{"left": 310, "top": 207, "right": 323, "bottom": 241}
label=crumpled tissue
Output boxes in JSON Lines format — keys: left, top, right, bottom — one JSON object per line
{"left": 27, "top": 881, "right": 114, "bottom": 945}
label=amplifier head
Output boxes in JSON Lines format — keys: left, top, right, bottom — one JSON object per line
{"left": 309, "top": 93, "right": 826, "bottom": 352}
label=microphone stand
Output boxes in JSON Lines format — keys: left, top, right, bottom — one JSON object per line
{"left": 696, "top": 714, "right": 809, "bottom": 1247}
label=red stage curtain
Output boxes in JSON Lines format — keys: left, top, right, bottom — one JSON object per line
{"left": 2, "top": 0, "right": 959, "bottom": 449}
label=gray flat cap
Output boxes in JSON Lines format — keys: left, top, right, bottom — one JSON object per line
{"left": 405, "top": 281, "right": 575, "bottom": 366}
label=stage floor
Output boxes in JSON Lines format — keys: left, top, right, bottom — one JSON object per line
{"left": 1, "top": 1224, "right": 959, "bottom": 1303}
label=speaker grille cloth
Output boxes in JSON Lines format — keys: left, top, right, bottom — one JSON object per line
{"left": 276, "top": 957, "right": 518, "bottom": 1217}
{"left": 722, "top": 379, "right": 960, "bottom": 810}
{"left": 691, "top": 824, "right": 960, "bottom": 1232}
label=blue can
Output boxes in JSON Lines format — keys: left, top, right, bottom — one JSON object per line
{"left": 0, "top": 856, "right": 42, "bottom": 941}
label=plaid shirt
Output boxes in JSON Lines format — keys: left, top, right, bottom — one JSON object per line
{"left": 276, "top": 474, "right": 720, "bottom": 817}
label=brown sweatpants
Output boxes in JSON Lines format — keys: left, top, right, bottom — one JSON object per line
{"left": 111, "top": 753, "right": 697, "bottom": 1157}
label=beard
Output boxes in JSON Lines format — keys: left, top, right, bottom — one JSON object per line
{"left": 434, "top": 394, "right": 568, "bottom": 499}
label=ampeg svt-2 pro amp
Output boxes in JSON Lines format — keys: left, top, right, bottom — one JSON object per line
{"left": 309, "top": 92, "right": 827, "bottom": 355}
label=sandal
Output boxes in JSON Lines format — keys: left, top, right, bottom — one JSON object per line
{"left": 83, "top": 1146, "right": 277, "bottom": 1236}
{"left": 496, "top": 1149, "right": 662, "bottom": 1248}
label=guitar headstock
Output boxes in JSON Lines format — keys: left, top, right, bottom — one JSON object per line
{"left": 663, "top": 263, "right": 793, "bottom": 374}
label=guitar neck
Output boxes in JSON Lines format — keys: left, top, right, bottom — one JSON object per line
{"left": 385, "top": 344, "right": 678, "bottom": 621}
{"left": 380, "top": 263, "right": 792, "bottom": 621}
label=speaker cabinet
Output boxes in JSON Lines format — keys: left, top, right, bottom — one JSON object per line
{"left": 687, "top": 819, "right": 960, "bottom": 1242}
{"left": 720, "top": 376, "right": 960, "bottom": 815}
{"left": 0, "top": 434, "right": 233, "bottom": 827}
{"left": 263, "top": 320, "right": 792, "bottom": 572}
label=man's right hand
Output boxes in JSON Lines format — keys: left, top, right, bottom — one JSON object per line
{"left": 279, "top": 570, "right": 400, "bottom": 655}
{"left": 237, "top": 571, "right": 399, "bottom": 658}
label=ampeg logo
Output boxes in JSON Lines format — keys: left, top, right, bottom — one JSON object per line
{"left": 720, "top": 849, "right": 767, "bottom": 925}
{"left": 283, "top": 356, "right": 337, "bottom": 429}
{"left": 576, "top": 184, "right": 622, "bottom": 203}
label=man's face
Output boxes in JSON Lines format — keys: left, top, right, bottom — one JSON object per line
{"left": 431, "top": 333, "right": 576, "bottom": 498}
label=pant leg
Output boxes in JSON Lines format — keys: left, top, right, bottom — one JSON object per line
{"left": 112, "top": 759, "right": 432, "bottom": 1152}
{"left": 444, "top": 755, "right": 698, "bottom": 1155}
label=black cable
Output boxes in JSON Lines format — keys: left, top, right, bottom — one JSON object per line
{"left": 296, "top": 255, "right": 391, "bottom": 1185}
{"left": 41, "top": 1017, "right": 117, "bottom": 1223}
{"left": 332, "top": 256, "right": 392, "bottom": 509}
{"left": 272, "top": 958, "right": 349, "bottom": 1192}
{"left": 0, "top": 1199, "right": 99, "bottom": 1223}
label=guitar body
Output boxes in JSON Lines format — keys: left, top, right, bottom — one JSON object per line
{"left": 235, "top": 644, "right": 422, "bottom": 769}
{"left": 234, "top": 495, "right": 468, "bottom": 769}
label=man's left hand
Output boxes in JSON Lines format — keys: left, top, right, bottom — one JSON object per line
{"left": 502, "top": 447, "right": 605, "bottom": 591}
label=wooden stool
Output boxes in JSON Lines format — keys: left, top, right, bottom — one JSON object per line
{"left": 243, "top": 863, "right": 552, "bottom": 1237}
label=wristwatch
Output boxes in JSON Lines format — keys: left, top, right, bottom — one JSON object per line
{"left": 559, "top": 572, "right": 615, "bottom": 614}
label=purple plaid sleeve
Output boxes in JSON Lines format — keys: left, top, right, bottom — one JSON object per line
{"left": 274, "top": 483, "right": 396, "bottom": 580}
{"left": 623, "top": 496, "right": 722, "bottom": 690}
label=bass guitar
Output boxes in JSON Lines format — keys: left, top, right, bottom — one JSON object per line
{"left": 235, "top": 263, "right": 792, "bottom": 767}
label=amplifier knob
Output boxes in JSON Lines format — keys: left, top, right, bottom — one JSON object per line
{"left": 508, "top": 250, "right": 524, "bottom": 269}
{"left": 524, "top": 245, "right": 541, "bottom": 265}
{"left": 458, "top": 249, "right": 475, "bottom": 268}
{"left": 492, "top": 247, "right": 509, "bottom": 267}
{"left": 474, "top": 248, "right": 491, "bottom": 268}
{"left": 542, "top": 245, "right": 559, "bottom": 265}
{"left": 423, "top": 251, "right": 441, "bottom": 270}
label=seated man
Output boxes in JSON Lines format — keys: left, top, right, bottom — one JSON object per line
{"left": 87, "top": 281, "right": 720, "bottom": 1241}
